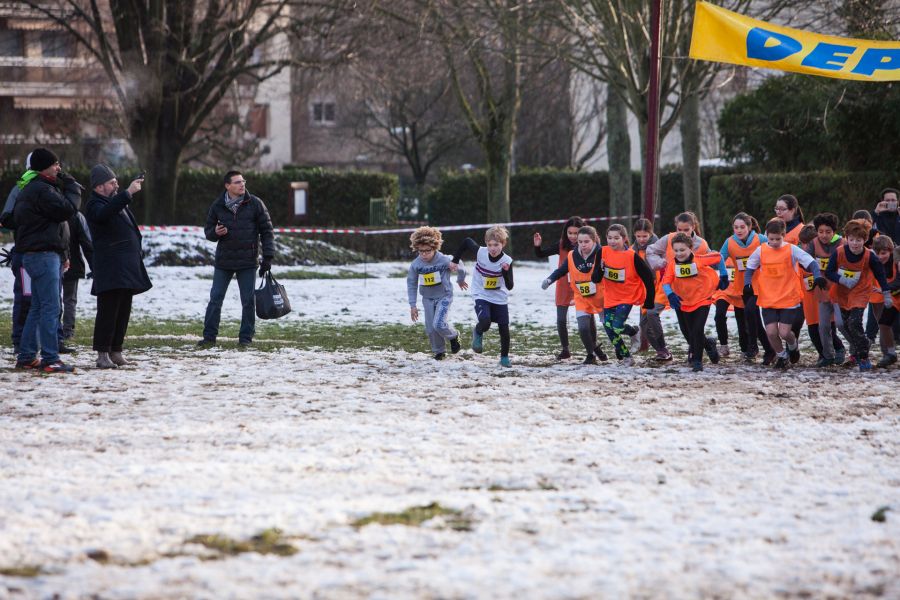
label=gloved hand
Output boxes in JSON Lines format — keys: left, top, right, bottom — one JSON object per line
{"left": 813, "top": 277, "right": 827, "bottom": 290}
{"left": 742, "top": 283, "right": 754, "bottom": 298}
{"left": 718, "top": 275, "right": 729, "bottom": 290}
{"left": 541, "top": 277, "right": 552, "bottom": 290}
{"left": 666, "top": 293, "right": 682, "bottom": 310}
{"left": 884, "top": 292, "right": 894, "bottom": 310}
{"left": 0, "top": 248, "right": 10, "bottom": 267}
{"left": 839, "top": 275, "right": 858, "bottom": 289}
{"left": 58, "top": 172, "right": 77, "bottom": 187}
{"left": 258, "top": 257, "right": 272, "bottom": 277}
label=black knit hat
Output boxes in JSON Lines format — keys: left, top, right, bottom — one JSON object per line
{"left": 90, "top": 164, "right": 116, "bottom": 189}
{"left": 30, "top": 148, "right": 59, "bottom": 172}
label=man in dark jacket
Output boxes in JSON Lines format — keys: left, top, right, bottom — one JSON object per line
{"left": 12, "top": 148, "right": 80, "bottom": 373}
{"left": 874, "top": 188, "right": 900, "bottom": 246}
{"left": 199, "top": 170, "right": 275, "bottom": 348}
{"left": 85, "top": 164, "right": 151, "bottom": 369}
{"left": 62, "top": 210, "right": 94, "bottom": 340}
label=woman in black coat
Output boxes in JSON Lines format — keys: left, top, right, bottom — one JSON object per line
{"left": 84, "top": 165, "right": 151, "bottom": 368}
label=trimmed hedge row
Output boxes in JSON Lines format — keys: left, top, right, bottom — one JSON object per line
{"left": 706, "top": 171, "right": 898, "bottom": 247}
{"left": 427, "top": 168, "right": 729, "bottom": 257}
{"left": 0, "top": 168, "right": 398, "bottom": 227}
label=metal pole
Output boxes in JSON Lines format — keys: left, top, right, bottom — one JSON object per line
{"left": 643, "top": 0, "right": 663, "bottom": 226}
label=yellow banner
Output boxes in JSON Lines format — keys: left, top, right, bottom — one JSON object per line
{"left": 690, "top": 1, "right": 900, "bottom": 81}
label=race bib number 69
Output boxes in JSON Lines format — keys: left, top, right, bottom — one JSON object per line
{"left": 604, "top": 267, "right": 624, "bottom": 282}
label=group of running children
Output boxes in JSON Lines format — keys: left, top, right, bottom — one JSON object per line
{"left": 406, "top": 193, "right": 900, "bottom": 372}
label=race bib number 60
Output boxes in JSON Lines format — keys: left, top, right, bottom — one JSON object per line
{"left": 675, "top": 263, "right": 699, "bottom": 278}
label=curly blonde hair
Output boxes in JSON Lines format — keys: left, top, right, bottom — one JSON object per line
{"left": 409, "top": 226, "right": 443, "bottom": 251}
{"left": 485, "top": 226, "right": 509, "bottom": 244}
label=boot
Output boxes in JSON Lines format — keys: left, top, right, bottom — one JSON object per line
{"left": 109, "top": 351, "right": 132, "bottom": 366}
{"left": 96, "top": 352, "right": 118, "bottom": 369}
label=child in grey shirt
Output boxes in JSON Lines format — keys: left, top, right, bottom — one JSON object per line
{"left": 407, "top": 227, "right": 467, "bottom": 359}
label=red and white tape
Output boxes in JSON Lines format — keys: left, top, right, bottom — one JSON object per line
{"left": 137, "top": 215, "right": 658, "bottom": 236}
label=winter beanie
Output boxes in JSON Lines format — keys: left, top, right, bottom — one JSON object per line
{"left": 30, "top": 148, "right": 59, "bottom": 172}
{"left": 90, "top": 164, "right": 116, "bottom": 189}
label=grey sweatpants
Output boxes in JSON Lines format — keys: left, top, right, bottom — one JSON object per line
{"left": 639, "top": 302, "right": 666, "bottom": 351}
{"left": 62, "top": 279, "right": 78, "bottom": 339}
{"left": 818, "top": 301, "right": 855, "bottom": 359}
{"left": 422, "top": 296, "right": 458, "bottom": 354}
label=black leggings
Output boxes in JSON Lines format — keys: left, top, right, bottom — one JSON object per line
{"left": 791, "top": 307, "right": 805, "bottom": 340}
{"left": 742, "top": 294, "right": 775, "bottom": 355}
{"left": 476, "top": 318, "right": 510, "bottom": 357}
{"left": 715, "top": 299, "right": 748, "bottom": 351}
{"left": 576, "top": 313, "right": 604, "bottom": 356}
{"left": 840, "top": 306, "right": 870, "bottom": 360}
{"left": 676, "top": 305, "right": 711, "bottom": 363}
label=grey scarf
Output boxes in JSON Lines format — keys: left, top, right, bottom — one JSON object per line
{"left": 225, "top": 192, "right": 244, "bottom": 213}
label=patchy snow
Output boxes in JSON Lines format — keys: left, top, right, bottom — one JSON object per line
{"left": 1, "top": 263, "right": 898, "bottom": 598}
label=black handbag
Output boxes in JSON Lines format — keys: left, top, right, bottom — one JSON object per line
{"left": 255, "top": 272, "right": 292, "bottom": 319}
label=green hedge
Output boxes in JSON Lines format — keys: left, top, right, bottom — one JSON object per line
{"left": 0, "top": 168, "right": 398, "bottom": 227}
{"left": 427, "top": 168, "right": 729, "bottom": 257}
{"left": 707, "top": 171, "right": 898, "bottom": 248}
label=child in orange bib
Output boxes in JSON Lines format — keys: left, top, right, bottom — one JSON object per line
{"left": 744, "top": 219, "right": 825, "bottom": 369}
{"left": 661, "top": 232, "right": 722, "bottom": 372}
{"left": 797, "top": 224, "right": 843, "bottom": 364}
{"left": 598, "top": 224, "right": 655, "bottom": 366}
{"left": 870, "top": 235, "right": 899, "bottom": 367}
{"left": 824, "top": 219, "right": 891, "bottom": 371}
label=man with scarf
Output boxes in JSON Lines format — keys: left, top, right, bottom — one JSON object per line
{"left": 198, "top": 170, "right": 274, "bottom": 348}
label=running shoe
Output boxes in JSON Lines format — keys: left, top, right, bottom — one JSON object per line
{"left": 845, "top": 355, "right": 858, "bottom": 368}
{"left": 57, "top": 343, "right": 75, "bottom": 354}
{"left": 582, "top": 354, "right": 597, "bottom": 365}
{"left": 197, "top": 338, "right": 215, "bottom": 347}
{"left": 15, "top": 358, "right": 40, "bottom": 370}
{"left": 691, "top": 360, "right": 703, "bottom": 372}
{"left": 499, "top": 356, "right": 512, "bottom": 368}
{"left": 743, "top": 348, "right": 759, "bottom": 361}
{"left": 705, "top": 338, "right": 720, "bottom": 364}
{"left": 815, "top": 357, "right": 835, "bottom": 367}
{"left": 877, "top": 353, "right": 897, "bottom": 368}
{"left": 774, "top": 356, "right": 789, "bottom": 369}
{"left": 619, "top": 356, "right": 635, "bottom": 367}
{"left": 654, "top": 349, "right": 673, "bottom": 362}
{"left": 835, "top": 348, "right": 846, "bottom": 364}
{"left": 629, "top": 330, "right": 642, "bottom": 355}
{"left": 859, "top": 358, "right": 872, "bottom": 371}
{"left": 718, "top": 345, "right": 730, "bottom": 358}
{"left": 762, "top": 353, "right": 777, "bottom": 366}
{"left": 556, "top": 348, "right": 572, "bottom": 360}
{"left": 434, "top": 353, "right": 446, "bottom": 361}
{"left": 450, "top": 335, "right": 462, "bottom": 354}
{"left": 472, "top": 330, "right": 483, "bottom": 354}
{"left": 594, "top": 346, "right": 609, "bottom": 361}
{"left": 39, "top": 361, "right": 76, "bottom": 373}
{"left": 789, "top": 347, "right": 801, "bottom": 364}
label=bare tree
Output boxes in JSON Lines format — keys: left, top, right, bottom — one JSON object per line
{"left": 21, "top": 0, "right": 353, "bottom": 222}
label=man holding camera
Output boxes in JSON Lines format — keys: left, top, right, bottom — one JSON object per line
{"left": 874, "top": 188, "right": 900, "bottom": 246}
{"left": 12, "top": 148, "right": 80, "bottom": 372}
{"left": 198, "top": 170, "right": 274, "bottom": 348}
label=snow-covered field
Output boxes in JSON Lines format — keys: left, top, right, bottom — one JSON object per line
{"left": 1, "top": 261, "right": 899, "bottom": 599}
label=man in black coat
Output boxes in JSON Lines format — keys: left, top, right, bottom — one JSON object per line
{"left": 199, "top": 170, "right": 275, "bottom": 348}
{"left": 874, "top": 188, "right": 900, "bottom": 247}
{"left": 12, "top": 148, "right": 80, "bottom": 373}
{"left": 62, "top": 210, "right": 94, "bottom": 340}
{"left": 85, "top": 165, "right": 151, "bottom": 369}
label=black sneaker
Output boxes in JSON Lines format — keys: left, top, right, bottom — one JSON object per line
{"left": 692, "top": 360, "right": 703, "bottom": 372}
{"left": 877, "top": 353, "right": 897, "bottom": 368}
{"left": 39, "top": 361, "right": 76, "bottom": 373}
{"left": 762, "top": 353, "right": 777, "bottom": 366}
{"left": 433, "top": 352, "right": 446, "bottom": 360}
{"left": 15, "top": 358, "right": 40, "bottom": 370}
{"left": 582, "top": 354, "right": 597, "bottom": 365}
{"left": 788, "top": 347, "right": 800, "bottom": 364}
{"left": 57, "top": 343, "right": 75, "bottom": 354}
{"left": 239, "top": 340, "right": 251, "bottom": 348}
{"left": 197, "top": 338, "right": 215, "bottom": 347}
{"left": 594, "top": 346, "right": 608, "bottom": 361}
{"left": 450, "top": 336, "right": 462, "bottom": 354}
{"left": 774, "top": 356, "right": 788, "bottom": 369}
{"left": 705, "top": 337, "right": 720, "bottom": 364}
{"left": 743, "top": 348, "right": 759, "bottom": 362}
{"left": 556, "top": 348, "right": 572, "bottom": 360}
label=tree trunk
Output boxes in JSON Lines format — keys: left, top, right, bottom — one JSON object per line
{"left": 607, "top": 83, "right": 632, "bottom": 231}
{"left": 680, "top": 91, "right": 703, "bottom": 234}
{"left": 485, "top": 137, "right": 513, "bottom": 253}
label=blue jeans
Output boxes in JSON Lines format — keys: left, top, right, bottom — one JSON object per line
{"left": 202, "top": 267, "right": 256, "bottom": 343}
{"left": 18, "top": 251, "right": 62, "bottom": 363}
{"left": 11, "top": 251, "right": 64, "bottom": 347}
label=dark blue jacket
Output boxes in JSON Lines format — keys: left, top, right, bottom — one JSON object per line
{"left": 204, "top": 190, "right": 274, "bottom": 270}
{"left": 84, "top": 189, "right": 152, "bottom": 296}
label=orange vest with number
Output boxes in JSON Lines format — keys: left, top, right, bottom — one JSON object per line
{"left": 567, "top": 248, "right": 604, "bottom": 314}
{"left": 869, "top": 259, "right": 896, "bottom": 304}
{"left": 714, "top": 257, "right": 736, "bottom": 303}
{"left": 798, "top": 260, "right": 820, "bottom": 325}
{"left": 554, "top": 247, "right": 575, "bottom": 307}
{"left": 654, "top": 234, "right": 709, "bottom": 307}
{"left": 601, "top": 246, "right": 646, "bottom": 308}
{"left": 756, "top": 244, "right": 803, "bottom": 309}
{"left": 663, "top": 252, "right": 721, "bottom": 312}
{"left": 811, "top": 237, "right": 844, "bottom": 303}
{"left": 725, "top": 234, "right": 762, "bottom": 308}
{"left": 829, "top": 246, "right": 875, "bottom": 309}
{"left": 784, "top": 222, "right": 803, "bottom": 246}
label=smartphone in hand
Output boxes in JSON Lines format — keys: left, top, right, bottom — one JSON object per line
{"left": 135, "top": 170, "right": 146, "bottom": 181}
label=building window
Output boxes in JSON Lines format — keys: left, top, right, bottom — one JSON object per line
{"left": 0, "top": 29, "right": 24, "bottom": 57}
{"left": 41, "top": 31, "right": 75, "bottom": 58}
{"left": 312, "top": 102, "right": 335, "bottom": 124}
{"left": 248, "top": 104, "right": 269, "bottom": 137}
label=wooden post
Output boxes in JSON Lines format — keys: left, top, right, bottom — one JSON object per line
{"left": 643, "top": 0, "right": 663, "bottom": 225}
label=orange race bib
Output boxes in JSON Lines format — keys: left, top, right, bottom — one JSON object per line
{"left": 763, "top": 263, "right": 785, "bottom": 278}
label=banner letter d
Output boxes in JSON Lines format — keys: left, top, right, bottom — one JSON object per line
{"left": 746, "top": 27, "right": 802, "bottom": 62}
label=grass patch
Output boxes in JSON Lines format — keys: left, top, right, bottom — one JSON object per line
{"left": 0, "top": 565, "right": 44, "bottom": 577}
{"left": 278, "top": 269, "right": 370, "bottom": 280}
{"left": 187, "top": 528, "right": 298, "bottom": 557}
{"left": 353, "top": 502, "right": 472, "bottom": 531}
{"left": 872, "top": 506, "right": 890, "bottom": 522}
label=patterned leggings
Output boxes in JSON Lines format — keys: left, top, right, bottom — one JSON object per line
{"left": 840, "top": 306, "right": 870, "bottom": 360}
{"left": 604, "top": 304, "right": 638, "bottom": 358}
